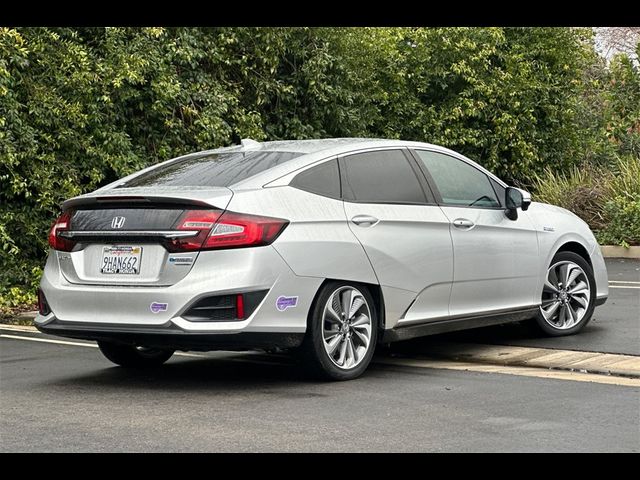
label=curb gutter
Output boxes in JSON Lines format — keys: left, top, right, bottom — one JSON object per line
{"left": 415, "top": 342, "right": 640, "bottom": 379}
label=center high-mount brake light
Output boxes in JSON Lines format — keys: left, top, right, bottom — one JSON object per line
{"left": 166, "top": 210, "right": 288, "bottom": 252}
{"left": 48, "top": 211, "right": 75, "bottom": 252}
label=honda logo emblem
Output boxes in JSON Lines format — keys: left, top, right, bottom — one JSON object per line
{"left": 111, "top": 216, "right": 126, "bottom": 229}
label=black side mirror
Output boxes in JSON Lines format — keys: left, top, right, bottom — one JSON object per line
{"left": 506, "top": 187, "right": 523, "bottom": 209}
{"left": 505, "top": 187, "right": 523, "bottom": 220}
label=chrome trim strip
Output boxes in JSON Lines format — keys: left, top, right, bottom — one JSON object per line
{"left": 59, "top": 230, "right": 199, "bottom": 239}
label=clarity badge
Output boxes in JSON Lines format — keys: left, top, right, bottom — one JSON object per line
{"left": 276, "top": 295, "right": 298, "bottom": 311}
{"left": 150, "top": 302, "right": 168, "bottom": 314}
{"left": 168, "top": 256, "right": 193, "bottom": 265}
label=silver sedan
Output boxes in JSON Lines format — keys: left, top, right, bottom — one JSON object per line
{"left": 36, "top": 138, "right": 608, "bottom": 380}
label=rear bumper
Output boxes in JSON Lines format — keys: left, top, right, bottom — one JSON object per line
{"left": 38, "top": 245, "right": 323, "bottom": 336}
{"left": 36, "top": 318, "right": 304, "bottom": 351}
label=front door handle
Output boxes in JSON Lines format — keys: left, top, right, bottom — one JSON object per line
{"left": 351, "top": 215, "right": 379, "bottom": 227}
{"left": 452, "top": 218, "right": 475, "bottom": 229}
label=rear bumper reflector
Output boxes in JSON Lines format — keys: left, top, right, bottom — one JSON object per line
{"left": 37, "top": 289, "right": 51, "bottom": 316}
{"left": 181, "top": 290, "right": 268, "bottom": 322}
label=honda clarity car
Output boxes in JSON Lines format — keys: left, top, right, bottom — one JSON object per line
{"left": 36, "top": 138, "right": 608, "bottom": 380}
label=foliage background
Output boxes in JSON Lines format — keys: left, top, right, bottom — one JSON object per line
{"left": 1, "top": 27, "right": 639, "bottom": 310}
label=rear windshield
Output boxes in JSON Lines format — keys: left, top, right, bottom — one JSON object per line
{"left": 118, "top": 150, "right": 304, "bottom": 188}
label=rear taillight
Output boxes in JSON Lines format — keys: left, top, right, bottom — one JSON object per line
{"left": 166, "top": 210, "right": 222, "bottom": 252}
{"left": 48, "top": 211, "right": 75, "bottom": 252}
{"left": 166, "top": 209, "right": 288, "bottom": 252}
{"left": 203, "top": 211, "right": 288, "bottom": 250}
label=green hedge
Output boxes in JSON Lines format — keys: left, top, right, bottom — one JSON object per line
{"left": 1, "top": 27, "right": 638, "bottom": 311}
{"left": 531, "top": 156, "right": 640, "bottom": 247}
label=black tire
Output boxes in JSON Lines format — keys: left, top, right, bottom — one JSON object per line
{"left": 300, "top": 281, "right": 378, "bottom": 381}
{"left": 98, "top": 341, "right": 174, "bottom": 368}
{"left": 531, "top": 251, "right": 596, "bottom": 337}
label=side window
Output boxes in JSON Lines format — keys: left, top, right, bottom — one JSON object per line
{"left": 415, "top": 150, "right": 500, "bottom": 208}
{"left": 341, "top": 150, "right": 427, "bottom": 204}
{"left": 490, "top": 178, "right": 506, "bottom": 207}
{"left": 290, "top": 159, "right": 341, "bottom": 199}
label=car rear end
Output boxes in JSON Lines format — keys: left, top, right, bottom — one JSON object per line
{"left": 35, "top": 149, "right": 323, "bottom": 351}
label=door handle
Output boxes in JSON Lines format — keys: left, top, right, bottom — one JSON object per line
{"left": 351, "top": 215, "right": 379, "bottom": 227}
{"left": 452, "top": 218, "right": 475, "bottom": 229}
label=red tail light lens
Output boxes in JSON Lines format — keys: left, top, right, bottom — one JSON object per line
{"left": 48, "top": 211, "right": 75, "bottom": 252}
{"left": 166, "top": 209, "right": 288, "bottom": 252}
{"left": 203, "top": 211, "right": 288, "bottom": 250}
{"left": 166, "top": 210, "right": 222, "bottom": 252}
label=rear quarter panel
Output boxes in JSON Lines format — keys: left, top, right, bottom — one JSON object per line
{"left": 226, "top": 187, "right": 378, "bottom": 285}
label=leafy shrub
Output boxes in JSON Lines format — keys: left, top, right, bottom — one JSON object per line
{"left": 531, "top": 156, "right": 640, "bottom": 246}
{"left": 597, "top": 195, "right": 640, "bottom": 247}
{"left": 0, "top": 27, "right": 638, "bottom": 311}
{"left": 528, "top": 163, "right": 609, "bottom": 231}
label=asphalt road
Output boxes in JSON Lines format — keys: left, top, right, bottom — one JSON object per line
{"left": 399, "top": 258, "right": 640, "bottom": 356}
{"left": 0, "top": 334, "right": 638, "bottom": 452}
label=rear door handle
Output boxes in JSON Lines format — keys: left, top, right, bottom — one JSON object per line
{"left": 452, "top": 218, "right": 475, "bottom": 229}
{"left": 351, "top": 215, "right": 379, "bottom": 227}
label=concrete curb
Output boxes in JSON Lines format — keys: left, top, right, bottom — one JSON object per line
{"left": 0, "top": 324, "right": 38, "bottom": 333}
{"left": 419, "top": 342, "right": 640, "bottom": 379}
{"left": 17, "top": 310, "right": 37, "bottom": 321}
{"left": 600, "top": 245, "right": 640, "bottom": 259}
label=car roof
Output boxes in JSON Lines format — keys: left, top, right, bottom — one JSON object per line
{"left": 97, "top": 138, "right": 504, "bottom": 193}
{"left": 222, "top": 138, "right": 384, "bottom": 154}
{"left": 208, "top": 137, "right": 418, "bottom": 156}
{"left": 211, "top": 138, "right": 444, "bottom": 188}
{"left": 218, "top": 138, "right": 501, "bottom": 189}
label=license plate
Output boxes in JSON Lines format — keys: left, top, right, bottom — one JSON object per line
{"left": 101, "top": 246, "right": 142, "bottom": 275}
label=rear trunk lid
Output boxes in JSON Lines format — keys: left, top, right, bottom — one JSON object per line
{"left": 57, "top": 187, "right": 233, "bottom": 286}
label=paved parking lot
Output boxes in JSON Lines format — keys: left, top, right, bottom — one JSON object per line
{"left": 1, "top": 259, "right": 638, "bottom": 452}
{"left": 0, "top": 334, "right": 638, "bottom": 452}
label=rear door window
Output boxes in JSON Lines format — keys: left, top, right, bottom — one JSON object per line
{"left": 119, "top": 150, "right": 304, "bottom": 188}
{"left": 340, "top": 150, "right": 428, "bottom": 204}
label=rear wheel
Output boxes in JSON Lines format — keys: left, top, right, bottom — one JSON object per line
{"left": 301, "top": 282, "right": 378, "bottom": 381}
{"left": 532, "top": 251, "right": 596, "bottom": 336}
{"left": 98, "top": 341, "right": 174, "bottom": 368}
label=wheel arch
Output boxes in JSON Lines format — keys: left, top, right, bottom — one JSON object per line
{"left": 555, "top": 241, "right": 592, "bottom": 267}
{"left": 546, "top": 240, "right": 597, "bottom": 296}
{"left": 309, "top": 278, "right": 386, "bottom": 332}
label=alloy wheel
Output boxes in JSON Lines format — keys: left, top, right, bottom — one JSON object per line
{"left": 321, "top": 286, "right": 372, "bottom": 369}
{"left": 540, "top": 260, "right": 591, "bottom": 330}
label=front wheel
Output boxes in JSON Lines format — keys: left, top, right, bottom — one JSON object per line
{"left": 301, "top": 282, "right": 378, "bottom": 381}
{"left": 532, "top": 251, "right": 596, "bottom": 336}
{"left": 98, "top": 341, "right": 174, "bottom": 368}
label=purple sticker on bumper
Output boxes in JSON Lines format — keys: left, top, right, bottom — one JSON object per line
{"left": 150, "top": 302, "right": 168, "bottom": 314}
{"left": 276, "top": 296, "right": 298, "bottom": 311}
